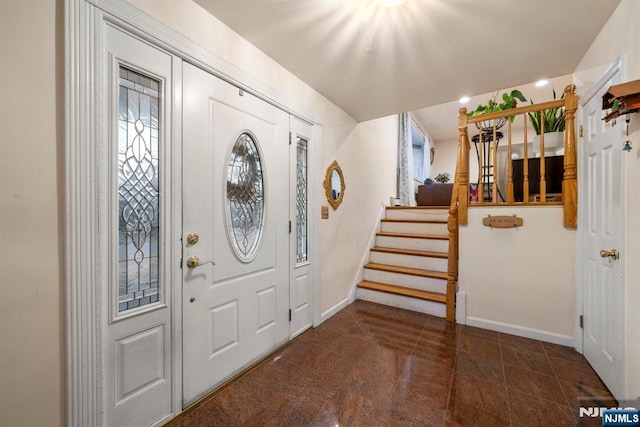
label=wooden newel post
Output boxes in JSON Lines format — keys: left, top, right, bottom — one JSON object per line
{"left": 563, "top": 84, "right": 578, "bottom": 227}
{"left": 446, "top": 207, "right": 458, "bottom": 322}
{"left": 458, "top": 108, "right": 469, "bottom": 225}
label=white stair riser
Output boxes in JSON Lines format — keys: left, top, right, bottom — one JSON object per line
{"left": 363, "top": 269, "right": 447, "bottom": 294}
{"left": 376, "top": 235, "right": 449, "bottom": 253}
{"left": 369, "top": 251, "right": 448, "bottom": 271}
{"left": 380, "top": 221, "right": 448, "bottom": 235}
{"left": 357, "top": 288, "right": 446, "bottom": 318}
{"left": 385, "top": 209, "right": 449, "bottom": 222}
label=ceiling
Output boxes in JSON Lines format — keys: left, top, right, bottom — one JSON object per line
{"left": 194, "top": 0, "right": 619, "bottom": 122}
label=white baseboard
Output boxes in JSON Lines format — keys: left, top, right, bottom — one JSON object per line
{"left": 465, "top": 316, "right": 576, "bottom": 348}
{"left": 319, "top": 297, "right": 351, "bottom": 324}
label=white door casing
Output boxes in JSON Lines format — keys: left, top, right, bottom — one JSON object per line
{"left": 580, "top": 63, "right": 624, "bottom": 397}
{"left": 289, "top": 117, "right": 314, "bottom": 338}
{"left": 182, "top": 62, "right": 290, "bottom": 405}
{"left": 103, "top": 24, "right": 176, "bottom": 426}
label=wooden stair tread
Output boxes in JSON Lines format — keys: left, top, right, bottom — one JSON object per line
{"left": 381, "top": 219, "right": 447, "bottom": 224}
{"left": 377, "top": 232, "right": 449, "bottom": 241}
{"left": 364, "top": 262, "right": 447, "bottom": 279}
{"left": 358, "top": 281, "right": 447, "bottom": 303}
{"left": 370, "top": 246, "right": 448, "bottom": 259}
{"left": 386, "top": 206, "right": 449, "bottom": 210}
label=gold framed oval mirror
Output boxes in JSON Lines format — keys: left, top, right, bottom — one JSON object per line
{"left": 323, "top": 160, "right": 346, "bottom": 210}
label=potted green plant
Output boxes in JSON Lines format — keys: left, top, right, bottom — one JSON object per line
{"left": 528, "top": 89, "right": 565, "bottom": 156}
{"left": 467, "top": 90, "right": 527, "bottom": 132}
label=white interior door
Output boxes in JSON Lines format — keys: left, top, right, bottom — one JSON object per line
{"left": 182, "top": 62, "right": 290, "bottom": 405}
{"left": 582, "top": 70, "right": 624, "bottom": 396}
{"left": 289, "top": 117, "right": 314, "bottom": 337}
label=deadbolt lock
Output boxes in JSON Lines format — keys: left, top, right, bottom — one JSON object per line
{"left": 186, "top": 233, "right": 199, "bottom": 245}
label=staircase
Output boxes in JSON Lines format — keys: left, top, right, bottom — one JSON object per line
{"left": 356, "top": 206, "right": 453, "bottom": 319}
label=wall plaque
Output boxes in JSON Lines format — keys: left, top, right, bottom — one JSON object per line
{"left": 482, "top": 215, "right": 523, "bottom": 228}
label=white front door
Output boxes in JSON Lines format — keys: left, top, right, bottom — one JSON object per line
{"left": 182, "top": 62, "right": 290, "bottom": 405}
{"left": 581, "top": 68, "right": 624, "bottom": 396}
{"left": 289, "top": 118, "right": 314, "bottom": 337}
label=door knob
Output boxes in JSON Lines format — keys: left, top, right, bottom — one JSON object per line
{"left": 599, "top": 249, "right": 619, "bottom": 260}
{"left": 186, "top": 256, "right": 215, "bottom": 269}
{"left": 186, "top": 256, "right": 200, "bottom": 268}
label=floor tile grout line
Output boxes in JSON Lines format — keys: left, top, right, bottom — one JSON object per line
{"left": 501, "top": 359, "right": 562, "bottom": 379}
{"left": 444, "top": 351, "right": 459, "bottom": 426}
{"left": 170, "top": 301, "right": 614, "bottom": 426}
{"left": 543, "top": 342, "right": 578, "bottom": 418}
{"left": 497, "top": 331, "right": 516, "bottom": 427}
{"left": 503, "top": 337, "right": 583, "bottom": 424}
{"left": 410, "top": 320, "right": 429, "bottom": 355}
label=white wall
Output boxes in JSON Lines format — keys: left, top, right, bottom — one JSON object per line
{"left": 459, "top": 206, "right": 576, "bottom": 343}
{"left": 0, "top": 0, "right": 64, "bottom": 426}
{"left": 573, "top": 0, "right": 640, "bottom": 402}
{"left": 431, "top": 137, "right": 459, "bottom": 180}
{"left": 321, "top": 116, "right": 398, "bottom": 312}
{"left": 125, "top": 0, "right": 398, "bottom": 314}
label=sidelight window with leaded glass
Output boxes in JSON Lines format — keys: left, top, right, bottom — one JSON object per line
{"left": 296, "top": 137, "right": 308, "bottom": 264}
{"left": 117, "top": 66, "right": 161, "bottom": 312}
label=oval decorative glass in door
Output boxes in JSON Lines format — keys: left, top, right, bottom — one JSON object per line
{"left": 226, "top": 132, "right": 265, "bottom": 262}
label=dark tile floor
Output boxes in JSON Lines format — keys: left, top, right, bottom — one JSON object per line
{"left": 168, "top": 300, "right": 615, "bottom": 426}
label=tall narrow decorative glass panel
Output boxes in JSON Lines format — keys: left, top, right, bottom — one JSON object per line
{"left": 296, "top": 137, "right": 308, "bottom": 263}
{"left": 118, "top": 66, "right": 161, "bottom": 312}
{"left": 226, "top": 132, "right": 265, "bottom": 261}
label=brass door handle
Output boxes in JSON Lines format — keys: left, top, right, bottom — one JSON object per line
{"left": 186, "top": 256, "right": 215, "bottom": 269}
{"left": 186, "top": 232, "right": 199, "bottom": 245}
{"left": 599, "top": 249, "right": 619, "bottom": 260}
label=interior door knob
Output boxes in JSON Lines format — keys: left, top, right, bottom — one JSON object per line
{"left": 599, "top": 249, "right": 619, "bottom": 260}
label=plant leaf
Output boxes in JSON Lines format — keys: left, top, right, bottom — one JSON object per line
{"left": 511, "top": 89, "right": 527, "bottom": 102}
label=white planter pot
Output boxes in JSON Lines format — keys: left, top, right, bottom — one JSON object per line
{"left": 532, "top": 131, "right": 564, "bottom": 157}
